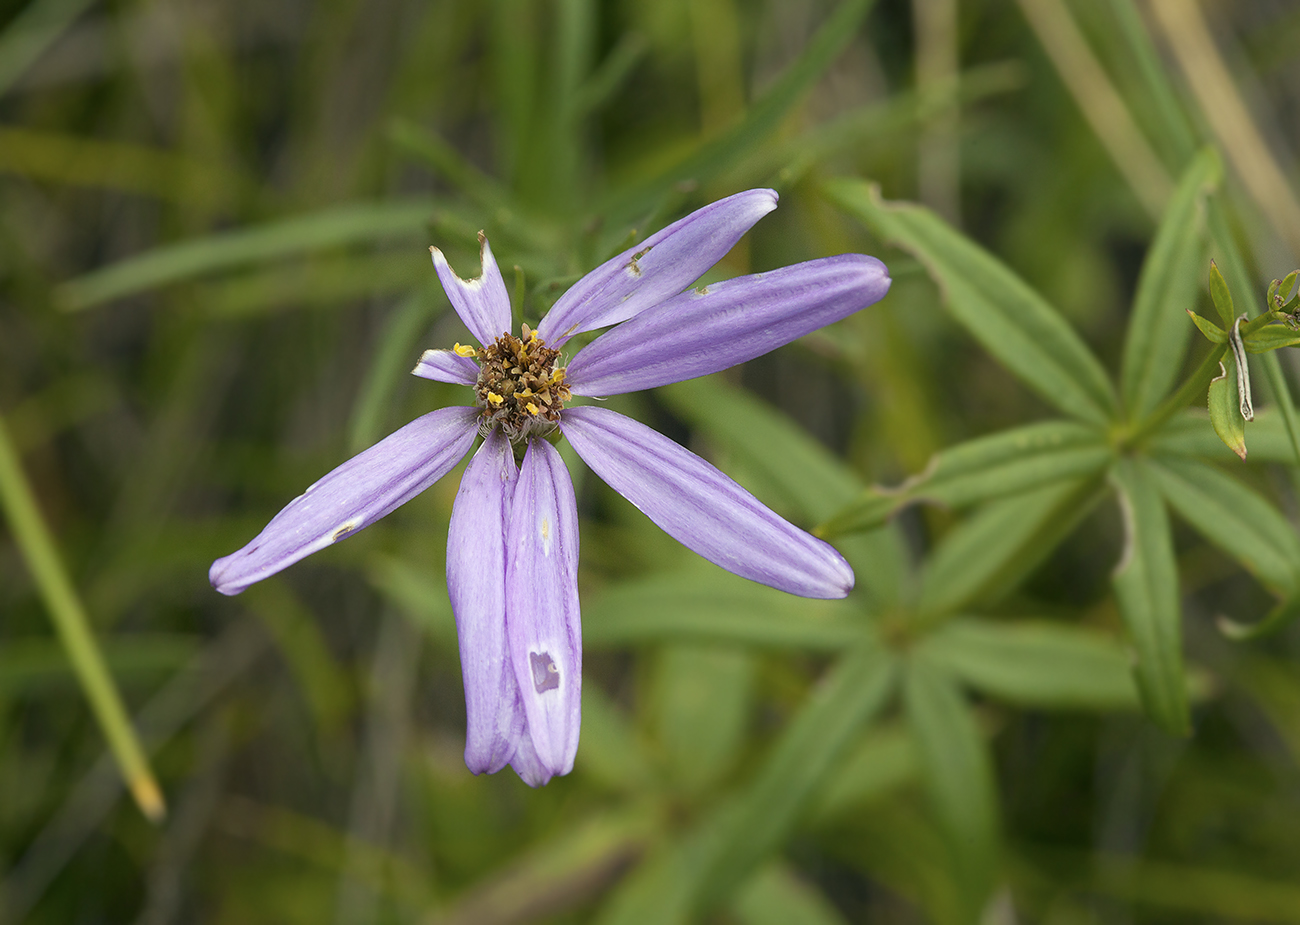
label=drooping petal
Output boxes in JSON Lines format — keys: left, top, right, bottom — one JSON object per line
{"left": 537, "top": 189, "right": 779, "bottom": 346}
{"left": 209, "top": 406, "right": 479, "bottom": 596}
{"left": 567, "top": 254, "right": 890, "bottom": 396}
{"left": 413, "top": 348, "right": 479, "bottom": 386}
{"left": 447, "top": 429, "right": 526, "bottom": 775}
{"left": 430, "top": 232, "right": 512, "bottom": 346}
{"left": 561, "top": 406, "right": 853, "bottom": 598}
{"left": 504, "top": 438, "right": 581, "bottom": 781}
{"left": 507, "top": 726, "right": 552, "bottom": 788}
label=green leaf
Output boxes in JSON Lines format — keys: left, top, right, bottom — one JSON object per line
{"left": 692, "top": 643, "right": 896, "bottom": 911}
{"left": 904, "top": 657, "right": 998, "bottom": 923}
{"left": 917, "top": 618, "right": 1140, "bottom": 710}
{"left": 1207, "top": 356, "right": 1247, "bottom": 461}
{"left": 58, "top": 198, "right": 436, "bottom": 310}
{"left": 652, "top": 645, "right": 755, "bottom": 794}
{"left": 601, "top": 0, "right": 878, "bottom": 221}
{"left": 577, "top": 686, "right": 656, "bottom": 792}
{"left": 1244, "top": 324, "right": 1300, "bottom": 353}
{"left": 582, "top": 570, "right": 866, "bottom": 651}
{"left": 1121, "top": 149, "right": 1220, "bottom": 420}
{"left": 917, "top": 477, "right": 1107, "bottom": 618}
{"left": 1109, "top": 457, "right": 1190, "bottom": 736}
{"left": 1152, "top": 408, "right": 1299, "bottom": 463}
{"left": 824, "top": 179, "right": 1117, "bottom": 426}
{"left": 1147, "top": 456, "right": 1300, "bottom": 597}
{"left": 659, "top": 376, "right": 909, "bottom": 610}
{"left": 730, "top": 863, "right": 848, "bottom": 925}
{"left": 810, "top": 724, "right": 919, "bottom": 821}
{"left": 1208, "top": 260, "right": 1236, "bottom": 328}
{"left": 819, "top": 420, "right": 1111, "bottom": 536}
{"left": 1187, "top": 310, "right": 1226, "bottom": 343}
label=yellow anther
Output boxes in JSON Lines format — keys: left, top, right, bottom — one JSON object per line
{"left": 525, "top": 402, "right": 540, "bottom": 415}
{"left": 453, "top": 343, "right": 477, "bottom": 358}
{"left": 518, "top": 387, "right": 533, "bottom": 398}
{"left": 487, "top": 391, "right": 504, "bottom": 406}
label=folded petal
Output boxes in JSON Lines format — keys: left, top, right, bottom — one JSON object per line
{"left": 561, "top": 406, "right": 853, "bottom": 598}
{"left": 505, "top": 438, "right": 582, "bottom": 781}
{"left": 413, "top": 348, "right": 480, "bottom": 386}
{"left": 537, "top": 189, "right": 779, "bottom": 346}
{"left": 430, "top": 232, "right": 513, "bottom": 346}
{"left": 209, "top": 406, "right": 479, "bottom": 596}
{"left": 447, "top": 429, "right": 527, "bottom": 775}
{"left": 567, "top": 254, "right": 890, "bottom": 396}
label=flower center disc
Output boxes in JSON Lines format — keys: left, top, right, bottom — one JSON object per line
{"left": 475, "top": 325, "right": 571, "bottom": 442}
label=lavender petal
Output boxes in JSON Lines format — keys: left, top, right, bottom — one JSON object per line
{"left": 561, "top": 406, "right": 854, "bottom": 598}
{"left": 537, "top": 189, "right": 779, "bottom": 346}
{"left": 209, "top": 406, "right": 479, "bottom": 596}
{"left": 504, "top": 438, "right": 582, "bottom": 781}
{"left": 430, "top": 233, "right": 513, "bottom": 346}
{"left": 447, "top": 429, "right": 527, "bottom": 775}
{"left": 567, "top": 254, "right": 890, "bottom": 397}
{"left": 413, "top": 348, "right": 480, "bottom": 386}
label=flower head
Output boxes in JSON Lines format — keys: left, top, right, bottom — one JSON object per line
{"left": 210, "top": 189, "right": 891, "bottom": 786}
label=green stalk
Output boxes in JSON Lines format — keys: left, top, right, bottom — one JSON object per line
{"left": 0, "top": 415, "right": 165, "bottom": 822}
{"left": 1127, "top": 342, "right": 1227, "bottom": 448}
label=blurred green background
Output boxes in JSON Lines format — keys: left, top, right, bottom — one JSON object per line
{"left": 5, "top": 0, "right": 1300, "bottom": 922}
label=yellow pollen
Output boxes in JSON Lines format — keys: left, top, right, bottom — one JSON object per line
{"left": 487, "top": 391, "right": 504, "bottom": 406}
{"left": 525, "top": 401, "right": 540, "bottom": 415}
{"left": 453, "top": 343, "right": 477, "bottom": 358}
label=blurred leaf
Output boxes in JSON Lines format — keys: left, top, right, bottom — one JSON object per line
{"left": 659, "top": 376, "right": 908, "bottom": 608}
{"left": 0, "top": 0, "right": 94, "bottom": 96}
{"left": 917, "top": 477, "right": 1106, "bottom": 618}
{"left": 918, "top": 618, "right": 1140, "bottom": 710}
{"left": 577, "top": 686, "right": 657, "bottom": 792}
{"left": 1110, "top": 457, "right": 1189, "bottom": 735}
{"left": 819, "top": 420, "right": 1111, "bottom": 536}
{"left": 824, "top": 180, "right": 1118, "bottom": 426}
{"left": 603, "top": 0, "right": 878, "bottom": 221}
{"left": 1149, "top": 455, "right": 1300, "bottom": 597}
{"left": 652, "top": 645, "right": 754, "bottom": 794}
{"left": 904, "top": 657, "right": 998, "bottom": 923}
{"left": 1120, "top": 149, "right": 1219, "bottom": 421}
{"left": 1207, "top": 355, "right": 1248, "bottom": 461}
{"left": 810, "top": 724, "right": 919, "bottom": 821}
{"left": 366, "top": 555, "right": 458, "bottom": 650}
{"left": 242, "top": 582, "right": 353, "bottom": 734}
{"left": 0, "top": 634, "right": 200, "bottom": 695}
{"left": 59, "top": 198, "right": 436, "bottom": 310}
{"left": 582, "top": 570, "right": 865, "bottom": 651}
{"left": 730, "top": 862, "right": 848, "bottom": 925}
{"left": 0, "top": 415, "right": 164, "bottom": 822}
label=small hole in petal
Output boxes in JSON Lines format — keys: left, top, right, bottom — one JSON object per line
{"left": 529, "top": 651, "right": 560, "bottom": 693}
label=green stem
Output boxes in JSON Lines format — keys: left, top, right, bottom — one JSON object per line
{"left": 0, "top": 414, "right": 165, "bottom": 822}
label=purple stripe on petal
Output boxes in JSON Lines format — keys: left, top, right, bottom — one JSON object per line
{"left": 209, "top": 406, "right": 479, "bottom": 596}
{"left": 505, "top": 439, "right": 581, "bottom": 780}
{"left": 413, "top": 348, "right": 480, "bottom": 386}
{"left": 567, "top": 254, "right": 890, "bottom": 397}
{"left": 561, "top": 406, "right": 854, "bottom": 598}
{"left": 448, "top": 429, "right": 527, "bottom": 775}
{"left": 537, "top": 189, "right": 779, "bottom": 346}
{"left": 430, "top": 233, "right": 512, "bottom": 346}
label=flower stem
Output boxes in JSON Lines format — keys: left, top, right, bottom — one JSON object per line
{"left": 1127, "top": 342, "right": 1228, "bottom": 448}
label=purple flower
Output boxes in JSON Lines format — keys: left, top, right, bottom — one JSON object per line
{"left": 210, "top": 189, "right": 891, "bottom": 786}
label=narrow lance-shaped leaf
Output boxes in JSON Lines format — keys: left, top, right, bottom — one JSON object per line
{"left": 819, "top": 420, "right": 1111, "bottom": 536}
{"left": 1110, "top": 457, "right": 1190, "bottom": 736}
{"left": 917, "top": 617, "right": 1140, "bottom": 711}
{"left": 917, "top": 477, "right": 1107, "bottom": 618}
{"left": 1149, "top": 456, "right": 1300, "bottom": 599}
{"left": 1121, "top": 149, "right": 1220, "bottom": 421}
{"left": 691, "top": 643, "right": 896, "bottom": 911}
{"left": 1207, "top": 357, "right": 1247, "bottom": 461}
{"left": 904, "top": 657, "right": 999, "bottom": 923}
{"left": 824, "top": 179, "right": 1117, "bottom": 426}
